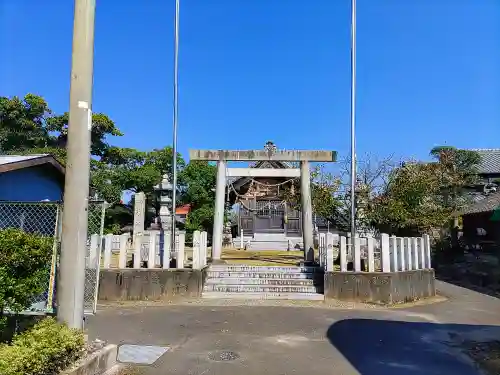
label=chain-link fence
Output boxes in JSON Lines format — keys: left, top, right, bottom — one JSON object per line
{"left": 0, "top": 200, "right": 106, "bottom": 315}
{"left": 84, "top": 201, "right": 106, "bottom": 314}
{"left": 0, "top": 201, "right": 61, "bottom": 314}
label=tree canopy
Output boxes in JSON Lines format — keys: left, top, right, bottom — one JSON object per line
{"left": 0, "top": 94, "right": 122, "bottom": 158}
{"left": 365, "top": 147, "right": 482, "bottom": 236}
{"left": 0, "top": 94, "right": 215, "bottom": 234}
{"left": 0, "top": 94, "right": 485, "bottom": 237}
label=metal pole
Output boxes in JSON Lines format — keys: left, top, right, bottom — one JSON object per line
{"left": 349, "top": 0, "right": 357, "bottom": 242}
{"left": 171, "top": 0, "right": 180, "bottom": 255}
{"left": 57, "top": 0, "right": 95, "bottom": 329}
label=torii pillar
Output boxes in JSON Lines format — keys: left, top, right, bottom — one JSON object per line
{"left": 189, "top": 148, "right": 337, "bottom": 262}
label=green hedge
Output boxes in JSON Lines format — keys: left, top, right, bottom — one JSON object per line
{"left": 0, "top": 228, "right": 53, "bottom": 322}
{"left": 0, "top": 317, "right": 85, "bottom": 375}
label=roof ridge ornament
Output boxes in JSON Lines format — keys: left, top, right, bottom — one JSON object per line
{"left": 264, "top": 141, "right": 277, "bottom": 156}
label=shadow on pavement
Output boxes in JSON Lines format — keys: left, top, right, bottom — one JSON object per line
{"left": 327, "top": 318, "right": 500, "bottom": 375}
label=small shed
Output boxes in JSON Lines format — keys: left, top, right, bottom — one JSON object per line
{"left": 0, "top": 154, "right": 65, "bottom": 235}
{"left": 0, "top": 154, "right": 65, "bottom": 201}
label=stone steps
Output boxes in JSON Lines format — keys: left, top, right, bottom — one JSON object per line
{"left": 202, "top": 292, "right": 325, "bottom": 301}
{"left": 204, "top": 284, "right": 322, "bottom": 293}
{"left": 209, "top": 265, "right": 322, "bottom": 273}
{"left": 206, "top": 271, "right": 322, "bottom": 279}
{"left": 233, "top": 236, "right": 304, "bottom": 251}
{"left": 205, "top": 278, "right": 319, "bottom": 286}
{"left": 202, "top": 265, "right": 324, "bottom": 301}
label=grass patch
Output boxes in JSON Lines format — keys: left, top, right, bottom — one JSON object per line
{"left": 221, "top": 249, "right": 304, "bottom": 266}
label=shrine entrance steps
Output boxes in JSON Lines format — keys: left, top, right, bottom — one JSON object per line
{"left": 233, "top": 233, "right": 303, "bottom": 251}
{"left": 202, "top": 265, "right": 324, "bottom": 301}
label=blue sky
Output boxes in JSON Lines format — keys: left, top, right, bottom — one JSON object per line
{"left": 1, "top": 0, "right": 499, "bottom": 165}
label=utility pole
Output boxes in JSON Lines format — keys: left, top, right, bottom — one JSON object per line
{"left": 57, "top": 0, "right": 96, "bottom": 329}
{"left": 171, "top": 0, "right": 180, "bottom": 255}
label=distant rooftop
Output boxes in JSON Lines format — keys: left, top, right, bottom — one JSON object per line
{"left": 0, "top": 154, "right": 49, "bottom": 166}
{"left": 0, "top": 154, "right": 64, "bottom": 175}
{"left": 470, "top": 149, "right": 500, "bottom": 175}
{"left": 461, "top": 190, "right": 500, "bottom": 215}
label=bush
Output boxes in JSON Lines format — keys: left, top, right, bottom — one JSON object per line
{"left": 0, "top": 317, "right": 85, "bottom": 375}
{"left": 0, "top": 228, "right": 53, "bottom": 321}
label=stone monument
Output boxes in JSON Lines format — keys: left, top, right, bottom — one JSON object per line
{"left": 133, "top": 192, "right": 146, "bottom": 244}
{"left": 132, "top": 192, "right": 146, "bottom": 268}
{"left": 222, "top": 200, "right": 233, "bottom": 247}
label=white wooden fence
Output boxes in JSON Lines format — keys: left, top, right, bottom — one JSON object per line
{"left": 91, "top": 230, "right": 209, "bottom": 270}
{"left": 318, "top": 232, "right": 432, "bottom": 273}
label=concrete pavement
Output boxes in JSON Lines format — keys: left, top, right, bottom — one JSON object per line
{"left": 86, "top": 281, "right": 500, "bottom": 375}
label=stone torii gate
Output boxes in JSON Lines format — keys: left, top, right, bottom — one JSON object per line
{"left": 189, "top": 147, "right": 337, "bottom": 262}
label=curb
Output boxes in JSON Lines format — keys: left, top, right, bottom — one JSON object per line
{"left": 62, "top": 344, "right": 117, "bottom": 375}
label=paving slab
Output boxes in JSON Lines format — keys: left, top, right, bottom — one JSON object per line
{"left": 86, "top": 281, "right": 500, "bottom": 375}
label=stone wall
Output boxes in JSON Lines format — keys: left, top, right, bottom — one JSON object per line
{"left": 324, "top": 269, "right": 436, "bottom": 305}
{"left": 98, "top": 268, "right": 208, "bottom": 301}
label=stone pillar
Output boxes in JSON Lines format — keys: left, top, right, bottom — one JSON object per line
{"left": 193, "top": 230, "right": 201, "bottom": 269}
{"left": 353, "top": 233, "right": 361, "bottom": 271}
{"left": 177, "top": 232, "right": 185, "bottom": 268}
{"left": 339, "top": 235, "right": 348, "bottom": 271}
{"left": 133, "top": 192, "right": 146, "bottom": 268}
{"left": 397, "top": 237, "right": 405, "bottom": 271}
{"left": 163, "top": 232, "right": 171, "bottom": 269}
{"left": 389, "top": 235, "right": 398, "bottom": 272}
{"left": 118, "top": 233, "right": 129, "bottom": 268}
{"left": 133, "top": 192, "right": 146, "bottom": 244}
{"left": 411, "top": 237, "right": 419, "bottom": 270}
{"left": 148, "top": 233, "right": 157, "bottom": 269}
{"left": 212, "top": 160, "right": 227, "bottom": 261}
{"left": 380, "top": 233, "right": 391, "bottom": 272}
{"left": 103, "top": 234, "right": 113, "bottom": 269}
{"left": 404, "top": 237, "right": 412, "bottom": 270}
{"left": 200, "top": 231, "right": 208, "bottom": 267}
{"left": 300, "top": 161, "right": 314, "bottom": 261}
{"left": 366, "top": 234, "right": 375, "bottom": 272}
{"left": 423, "top": 234, "right": 432, "bottom": 269}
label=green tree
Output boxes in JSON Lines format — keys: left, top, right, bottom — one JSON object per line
{"left": 46, "top": 112, "right": 123, "bottom": 157}
{"left": 0, "top": 94, "right": 122, "bottom": 158}
{"left": 179, "top": 161, "right": 217, "bottom": 232}
{"left": 281, "top": 164, "right": 342, "bottom": 223}
{"left": 0, "top": 94, "right": 51, "bottom": 152}
{"left": 92, "top": 146, "right": 185, "bottom": 232}
{"left": 97, "top": 146, "right": 185, "bottom": 202}
{"left": 366, "top": 161, "right": 447, "bottom": 235}
{"left": 366, "top": 147, "right": 481, "bottom": 236}
{"left": 429, "top": 146, "right": 482, "bottom": 210}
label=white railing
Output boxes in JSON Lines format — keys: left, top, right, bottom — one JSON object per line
{"left": 92, "top": 230, "right": 208, "bottom": 270}
{"left": 318, "top": 232, "right": 432, "bottom": 273}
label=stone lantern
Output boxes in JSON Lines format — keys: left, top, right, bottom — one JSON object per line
{"left": 154, "top": 174, "right": 173, "bottom": 232}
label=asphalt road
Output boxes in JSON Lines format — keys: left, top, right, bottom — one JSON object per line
{"left": 86, "top": 281, "right": 500, "bottom": 375}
